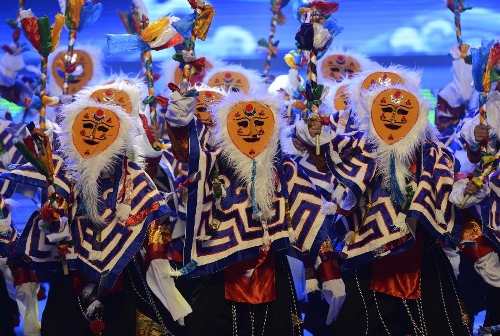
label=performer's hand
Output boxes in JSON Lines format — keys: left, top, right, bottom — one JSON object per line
{"left": 473, "top": 124, "right": 489, "bottom": 143}
{"left": 308, "top": 119, "right": 322, "bottom": 137}
{"left": 464, "top": 181, "right": 479, "bottom": 196}
{"left": 292, "top": 136, "right": 306, "bottom": 153}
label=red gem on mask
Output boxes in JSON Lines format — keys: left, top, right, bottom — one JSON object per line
{"left": 224, "top": 72, "right": 232, "bottom": 79}
{"left": 246, "top": 104, "right": 253, "bottom": 112}
{"left": 394, "top": 91, "right": 401, "bottom": 98}
{"left": 96, "top": 109, "right": 104, "bottom": 117}
{"left": 381, "top": 73, "right": 388, "bottom": 81}
{"left": 205, "top": 92, "right": 212, "bottom": 98}
{"left": 337, "top": 55, "right": 344, "bottom": 61}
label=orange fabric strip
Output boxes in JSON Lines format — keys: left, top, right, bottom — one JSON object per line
{"left": 224, "top": 252, "right": 276, "bottom": 304}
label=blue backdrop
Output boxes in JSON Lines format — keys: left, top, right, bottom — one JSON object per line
{"left": 1, "top": 0, "right": 499, "bottom": 91}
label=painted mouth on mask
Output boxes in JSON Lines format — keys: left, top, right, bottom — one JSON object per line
{"left": 84, "top": 139, "right": 99, "bottom": 146}
{"left": 243, "top": 137, "right": 260, "bottom": 143}
{"left": 383, "top": 124, "right": 402, "bottom": 130}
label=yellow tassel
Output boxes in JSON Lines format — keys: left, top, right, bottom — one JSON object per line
{"left": 141, "top": 17, "right": 170, "bottom": 44}
{"left": 51, "top": 14, "right": 66, "bottom": 52}
{"left": 67, "top": 0, "right": 85, "bottom": 30}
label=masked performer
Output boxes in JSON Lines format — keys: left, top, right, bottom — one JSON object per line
{"left": 305, "top": 83, "right": 470, "bottom": 335}
{"left": 1, "top": 93, "right": 190, "bottom": 335}
{"left": 164, "top": 88, "right": 334, "bottom": 335}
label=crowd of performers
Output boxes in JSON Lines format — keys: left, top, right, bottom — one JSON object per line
{"left": 0, "top": 2, "right": 500, "bottom": 336}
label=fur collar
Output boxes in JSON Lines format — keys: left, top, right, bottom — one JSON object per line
{"left": 58, "top": 98, "right": 142, "bottom": 225}
{"left": 361, "top": 84, "right": 438, "bottom": 200}
{"left": 348, "top": 65, "right": 422, "bottom": 131}
{"left": 213, "top": 90, "right": 282, "bottom": 219}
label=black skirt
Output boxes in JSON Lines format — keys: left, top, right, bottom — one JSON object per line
{"left": 333, "top": 231, "right": 472, "bottom": 336}
{"left": 41, "top": 256, "right": 185, "bottom": 336}
{"left": 185, "top": 252, "right": 303, "bottom": 336}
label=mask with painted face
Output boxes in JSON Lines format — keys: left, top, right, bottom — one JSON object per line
{"left": 194, "top": 89, "right": 224, "bottom": 128}
{"left": 72, "top": 107, "right": 121, "bottom": 158}
{"left": 321, "top": 54, "right": 362, "bottom": 82}
{"left": 226, "top": 101, "right": 275, "bottom": 158}
{"left": 208, "top": 71, "right": 250, "bottom": 93}
{"left": 371, "top": 88, "right": 419, "bottom": 145}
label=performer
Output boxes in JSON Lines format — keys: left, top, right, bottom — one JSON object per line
{"left": 317, "top": 46, "right": 375, "bottom": 83}
{"left": 164, "top": 88, "right": 334, "bottom": 335}
{"left": 459, "top": 41, "right": 500, "bottom": 163}
{"left": 435, "top": 43, "right": 475, "bottom": 149}
{"left": 1, "top": 93, "right": 190, "bottom": 335}
{"left": 305, "top": 83, "right": 470, "bottom": 334}
{"left": 0, "top": 194, "right": 40, "bottom": 336}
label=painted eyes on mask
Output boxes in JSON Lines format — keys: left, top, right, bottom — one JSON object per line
{"left": 82, "top": 122, "right": 110, "bottom": 132}
{"left": 236, "top": 120, "right": 265, "bottom": 128}
{"left": 381, "top": 107, "right": 409, "bottom": 115}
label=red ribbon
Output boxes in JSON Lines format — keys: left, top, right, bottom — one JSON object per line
{"left": 320, "top": 116, "right": 330, "bottom": 125}
{"left": 155, "top": 95, "right": 169, "bottom": 107}
{"left": 20, "top": 17, "right": 41, "bottom": 54}
{"left": 167, "top": 82, "right": 180, "bottom": 93}
{"left": 190, "top": 57, "right": 206, "bottom": 72}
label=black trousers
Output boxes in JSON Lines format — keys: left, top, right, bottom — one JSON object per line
{"left": 41, "top": 257, "right": 185, "bottom": 336}
{"left": 186, "top": 253, "right": 303, "bottom": 336}
{"left": 334, "top": 231, "right": 472, "bottom": 336}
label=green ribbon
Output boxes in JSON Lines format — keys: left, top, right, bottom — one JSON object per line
{"left": 37, "top": 16, "right": 53, "bottom": 57}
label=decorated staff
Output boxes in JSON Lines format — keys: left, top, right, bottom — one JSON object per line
{"left": 460, "top": 40, "right": 500, "bottom": 207}
{"left": 258, "top": 0, "right": 290, "bottom": 81}
{"left": 446, "top": 0, "right": 472, "bottom": 47}
{"left": 19, "top": 9, "right": 64, "bottom": 131}
{"left": 171, "top": 0, "right": 214, "bottom": 95}
{"left": 107, "top": 15, "right": 182, "bottom": 146}
{"left": 472, "top": 40, "right": 500, "bottom": 139}
{"left": 59, "top": 0, "right": 102, "bottom": 95}
{"left": 294, "top": 0, "right": 342, "bottom": 154}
